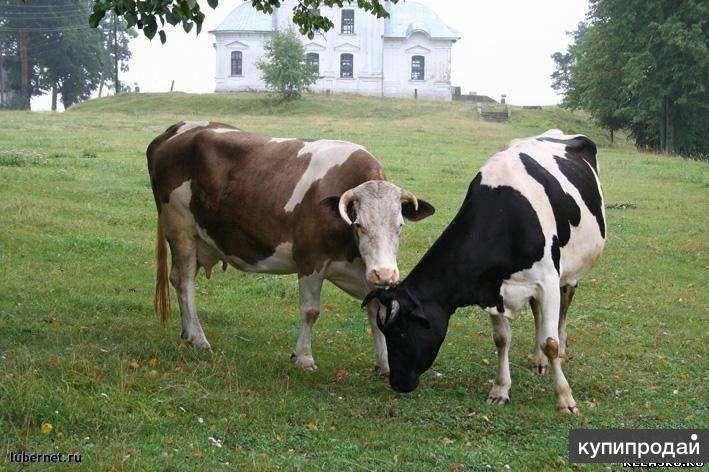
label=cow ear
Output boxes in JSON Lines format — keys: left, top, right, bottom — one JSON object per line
{"left": 321, "top": 196, "right": 341, "bottom": 218}
{"left": 402, "top": 199, "right": 435, "bottom": 222}
{"left": 321, "top": 196, "right": 357, "bottom": 222}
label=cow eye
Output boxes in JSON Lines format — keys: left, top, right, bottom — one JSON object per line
{"left": 353, "top": 222, "right": 367, "bottom": 234}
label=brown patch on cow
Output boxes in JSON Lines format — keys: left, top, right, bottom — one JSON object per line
{"left": 542, "top": 337, "right": 559, "bottom": 359}
{"left": 492, "top": 331, "right": 505, "bottom": 349}
{"left": 305, "top": 309, "right": 320, "bottom": 324}
{"left": 148, "top": 123, "right": 386, "bottom": 277}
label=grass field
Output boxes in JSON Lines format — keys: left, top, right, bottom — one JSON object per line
{"left": 0, "top": 92, "right": 706, "bottom": 470}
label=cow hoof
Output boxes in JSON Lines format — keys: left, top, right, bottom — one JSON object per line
{"left": 557, "top": 396, "right": 579, "bottom": 415}
{"left": 486, "top": 385, "right": 511, "bottom": 405}
{"left": 373, "top": 365, "right": 390, "bottom": 377}
{"left": 532, "top": 358, "right": 549, "bottom": 376}
{"left": 192, "top": 338, "right": 212, "bottom": 351}
{"left": 293, "top": 354, "right": 318, "bottom": 371}
{"left": 558, "top": 404, "right": 580, "bottom": 415}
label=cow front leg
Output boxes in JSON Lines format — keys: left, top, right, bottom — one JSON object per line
{"left": 292, "top": 272, "right": 324, "bottom": 371}
{"left": 366, "top": 299, "right": 389, "bottom": 376}
{"left": 540, "top": 283, "right": 578, "bottom": 414}
{"left": 168, "top": 236, "right": 211, "bottom": 350}
{"left": 487, "top": 313, "right": 512, "bottom": 405}
{"left": 530, "top": 298, "right": 548, "bottom": 375}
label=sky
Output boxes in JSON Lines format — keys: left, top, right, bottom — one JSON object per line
{"left": 32, "top": 0, "right": 589, "bottom": 110}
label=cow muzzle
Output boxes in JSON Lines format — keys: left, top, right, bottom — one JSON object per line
{"left": 390, "top": 372, "right": 420, "bottom": 393}
{"left": 367, "top": 267, "right": 399, "bottom": 288}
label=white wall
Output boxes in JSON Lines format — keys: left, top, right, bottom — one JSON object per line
{"left": 214, "top": 32, "right": 271, "bottom": 91}
{"left": 213, "top": 2, "right": 455, "bottom": 100}
{"left": 382, "top": 33, "right": 454, "bottom": 100}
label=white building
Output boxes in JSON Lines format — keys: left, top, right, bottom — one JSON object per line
{"left": 210, "top": 1, "right": 460, "bottom": 100}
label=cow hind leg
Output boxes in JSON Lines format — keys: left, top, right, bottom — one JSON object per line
{"left": 292, "top": 272, "right": 324, "bottom": 371}
{"left": 559, "top": 285, "right": 576, "bottom": 362}
{"left": 487, "top": 313, "right": 512, "bottom": 405}
{"left": 539, "top": 281, "right": 578, "bottom": 414}
{"left": 530, "top": 298, "right": 549, "bottom": 375}
{"left": 167, "top": 232, "right": 211, "bottom": 350}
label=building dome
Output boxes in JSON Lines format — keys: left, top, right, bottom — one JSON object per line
{"left": 384, "top": 1, "right": 460, "bottom": 40}
{"left": 212, "top": 2, "right": 274, "bottom": 32}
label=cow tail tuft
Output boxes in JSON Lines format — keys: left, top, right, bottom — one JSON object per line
{"left": 154, "top": 219, "right": 171, "bottom": 328}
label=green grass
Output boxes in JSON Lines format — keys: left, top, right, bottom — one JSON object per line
{"left": 0, "top": 92, "right": 706, "bottom": 470}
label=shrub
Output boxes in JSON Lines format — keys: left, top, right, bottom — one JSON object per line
{"left": 257, "top": 29, "right": 318, "bottom": 100}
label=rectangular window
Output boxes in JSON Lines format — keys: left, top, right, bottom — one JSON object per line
{"left": 340, "top": 53, "right": 353, "bottom": 78}
{"left": 411, "top": 55, "right": 425, "bottom": 81}
{"left": 231, "top": 51, "right": 242, "bottom": 76}
{"left": 306, "top": 52, "right": 320, "bottom": 76}
{"left": 341, "top": 9, "right": 354, "bottom": 34}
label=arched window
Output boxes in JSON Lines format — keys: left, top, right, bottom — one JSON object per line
{"left": 341, "top": 9, "right": 354, "bottom": 34}
{"left": 231, "top": 51, "right": 243, "bottom": 76}
{"left": 411, "top": 55, "right": 425, "bottom": 81}
{"left": 340, "top": 53, "right": 353, "bottom": 78}
{"left": 306, "top": 52, "right": 320, "bottom": 76}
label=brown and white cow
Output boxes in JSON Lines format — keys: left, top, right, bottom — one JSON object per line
{"left": 147, "top": 121, "right": 434, "bottom": 373}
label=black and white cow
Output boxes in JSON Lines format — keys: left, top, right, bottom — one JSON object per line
{"left": 364, "top": 130, "right": 606, "bottom": 414}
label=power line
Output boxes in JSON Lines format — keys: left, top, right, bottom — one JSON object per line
{"left": 0, "top": 25, "right": 92, "bottom": 31}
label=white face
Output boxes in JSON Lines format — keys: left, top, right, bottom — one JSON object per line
{"left": 348, "top": 181, "right": 406, "bottom": 287}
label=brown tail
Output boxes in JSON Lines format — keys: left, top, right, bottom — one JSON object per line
{"left": 153, "top": 220, "right": 171, "bottom": 328}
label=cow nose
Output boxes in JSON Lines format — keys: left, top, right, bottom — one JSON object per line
{"left": 368, "top": 268, "right": 398, "bottom": 287}
{"left": 390, "top": 373, "right": 419, "bottom": 393}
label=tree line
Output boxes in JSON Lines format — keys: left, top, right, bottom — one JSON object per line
{"left": 552, "top": 0, "right": 708, "bottom": 158}
{"left": 0, "top": 0, "right": 134, "bottom": 110}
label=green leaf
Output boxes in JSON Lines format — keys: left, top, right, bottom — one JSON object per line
{"left": 88, "top": 10, "right": 106, "bottom": 29}
{"left": 207, "top": 0, "right": 219, "bottom": 8}
{"left": 124, "top": 11, "right": 138, "bottom": 27}
{"left": 182, "top": 21, "right": 193, "bottom": 33}
{"left": 165, "top": 10, "right": 180, "bottom": 26}
{"left": 144, "top": 17, "right": 158, "bottom": 39}
{"left": 159, "top": 30, "right": 167, "bottom": 44}
{"left": 144, "top": 23, "right": 157, "bottom": 39}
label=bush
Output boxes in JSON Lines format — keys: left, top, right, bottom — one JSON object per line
{"left": 257, "top": 29, "right": 317, "bottom": 100}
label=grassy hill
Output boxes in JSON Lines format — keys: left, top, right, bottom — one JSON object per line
{"left": 71, "top": 91, "right": 614, "bottom": 142}
{"left": 0, "top": 93, "right": 706, "bottom": 469}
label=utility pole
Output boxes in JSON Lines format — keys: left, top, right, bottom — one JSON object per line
{"left": 0, "top": 44, "right": 5, "bottom": 106}
{"left": 113, "top": 11, "right": 120, "bottom": 94}
{"left": 17, "top": 0, "right": 29, "bottom": 106}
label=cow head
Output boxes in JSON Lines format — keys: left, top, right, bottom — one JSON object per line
{"left": 323, "top": 180, "right": 434, "bottom": 287}
{"left": 362, "top": 286, "right": 448, "bottom": 392}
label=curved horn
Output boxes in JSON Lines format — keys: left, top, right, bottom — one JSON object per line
{"left": 386, "top": 300, "right": 400, "bottom": 326}
{"left": 338, "top": 188, "right": 358, "bottom": 225}
{"left": 400, "top": 189, "right": 419, "bottom": 211}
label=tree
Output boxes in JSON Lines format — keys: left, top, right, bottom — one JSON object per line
{"left": 98, "top": 13, "right": 137, "bottom": 96}
{"left": 552, "top": 22, "right": 628, "bottom": 144}
{"left": 1, "top": 0, "right": 135, "bottom": 109}
{"left": 256, "top": 29, "right": 317, "bottom": 100}
{"left": 88, "top": 0, "right": 398, "bottom": 42}
{"left": 552, "top": 0, "right": 708, "bottom": 157}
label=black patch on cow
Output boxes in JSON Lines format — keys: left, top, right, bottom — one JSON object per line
{"left": 554, "top": 156, "right": 606, "bottom": 238}
{"left": 551, "top": 235, "right": 560, "bottom": 273}
{"left": 496, "top": 297, "right": 505, "bottom": 314}
{"left": 401, "top": 172, "right": 546, "bottom": 314}
{"left": 519, "top": 153, "right": 580, "bottom": 247}
{"left": 537, "top": 136, "right": 598, "bottom": 172}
